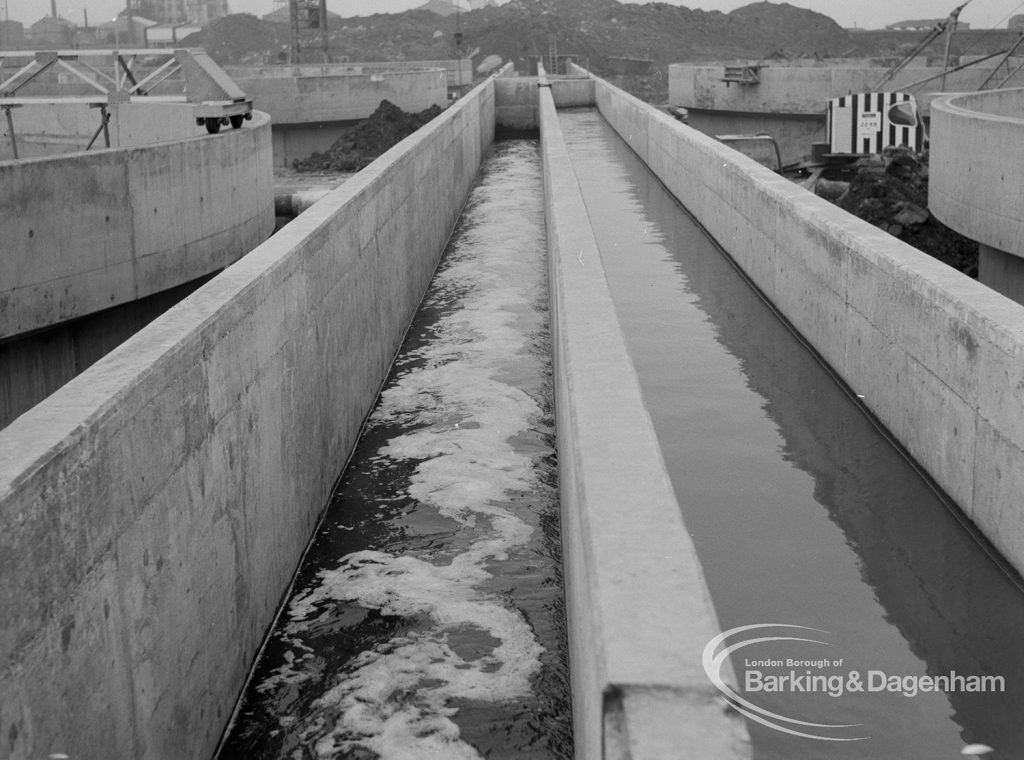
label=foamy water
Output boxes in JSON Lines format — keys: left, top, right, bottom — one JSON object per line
{"left": 219, "top": 141, "right": 570, "bottom": 760}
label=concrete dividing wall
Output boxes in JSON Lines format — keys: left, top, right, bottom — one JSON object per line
{"left": 492, "top": 72, "right": 589, "bottom": 132}
{"left": 549, "top": 76, "right": 596, "bottom": 108}
{"left": 0, "top": 78, "right": 494, "bottom": 760}
{"left": 494, "top": 77, "right": 539, "bottom": 130}
{"left": 0, "top": 112, "right": 275, "bottom": 341}
{"left": 540, "top": 81, "right": 750, "bottom": 759}
{"left": 593, "top": 77, "right": 1024, "bottom": 584}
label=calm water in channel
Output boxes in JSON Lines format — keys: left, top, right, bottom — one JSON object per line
{"left": 218, "top": 140, "right": 571, "bottom": 760}
{"left": 559, "top": 108, "right": 1024, "bottom": 759}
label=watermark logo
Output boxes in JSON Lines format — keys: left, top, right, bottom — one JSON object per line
{"left": 703, "top": 623, "right": 1007, "bottom": 743}
{"left": 703, "top": 623, "right": 868, "bottom": 742}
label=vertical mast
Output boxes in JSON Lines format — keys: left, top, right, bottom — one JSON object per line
{"left": 941, "top": 0, "right": 972, "bottom": 90}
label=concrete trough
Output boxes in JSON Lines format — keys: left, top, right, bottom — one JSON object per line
{"left": 7, "top": 62, "right": 1024, "bottom": 760}
{"left": 539, "top": 77, "right": 751, "bottom": 759}
{"left": 591, "top": 75, "right": 1024, "bottom": 591}
{"left": 0, "top": 76, "right": 495, "bottom": 760}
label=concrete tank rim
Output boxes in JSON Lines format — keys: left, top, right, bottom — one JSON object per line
{"left": 932, "top": 86, "right": 1024, "bottom": 124}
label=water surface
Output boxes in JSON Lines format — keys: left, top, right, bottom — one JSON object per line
{"left": 218, "top": 140, "right": 570, "bottom": 760}
{"left": 560, "top": 108, "right": 1024, "bottom": 759}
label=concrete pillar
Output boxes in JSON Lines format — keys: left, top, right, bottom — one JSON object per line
{"left": 979, "top": 242, "right": 1024, "bottom": 306}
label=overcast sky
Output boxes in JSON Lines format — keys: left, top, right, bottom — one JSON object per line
{"left": 6, "top": 0, "right": 1024, "bottom": 31}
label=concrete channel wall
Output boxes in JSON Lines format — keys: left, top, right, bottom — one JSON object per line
{"left": 593, "top": 78, "right": 1024, "bottom": 585}
{"left": 539, "top": 76, "right": 750, "bottom": 759}
{"left": 493, "top": 75, "right": 595, "bottom": 130}
{"left": 0, "top": 78, "right": 495, "bottom": 760}
{"left": 494, "top": 77, "right": 539, "bottom": 130}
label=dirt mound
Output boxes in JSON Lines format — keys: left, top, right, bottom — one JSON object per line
{"left": 180, "top": 14, "right": 289, "bottom": 66}
{"left": 465, "top": 0, "right": 853, "bottom": 101}
{"left": 181, "top": 2, "right": 853, "bottom": 103}
{"left": 824, "top": 147, "right": 978, "bottom": 276}
{"left": 294, "top": 100, "right": 444, "bottom": 172}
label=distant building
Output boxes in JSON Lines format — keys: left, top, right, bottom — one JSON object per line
{"left": 98, "top": 15, "right": 158, "bottom": 46}
{"left": 146, "top": 21, "right": 203, "bottom": 46}
{"left": 29, "top": 16, "right": 76, "bottom": 47}
{"left": 1010, "top": 14, "right": 1024, "bottom": 30}
{"left": 138, "top": 0, "right": 229, "bottom": 25}
{"left": 885, "top": 19, "right": 970, "bottom": 31}
{"left": 0, "top": 19, "right": 26, "bottom": 49}
{"left": 72, "top": 26, "right": 103, "bottom": 47}
{"left": 187, "top": 0, "right": 230, "bottom": 25}
{"left": 144, "top": 0, "right": 188, "bottom": 23}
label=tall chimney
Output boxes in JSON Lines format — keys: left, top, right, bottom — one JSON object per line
{"left": 51, "top": 0, "right": 57, "bottom": 17}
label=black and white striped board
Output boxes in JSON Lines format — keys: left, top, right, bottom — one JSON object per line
{"left": 827, "top": 91, "right": 925, "bottom": 155}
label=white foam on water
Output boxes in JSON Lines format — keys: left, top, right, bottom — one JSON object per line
{"left": 256, "top": 145, "right": 551, "bottom": 758}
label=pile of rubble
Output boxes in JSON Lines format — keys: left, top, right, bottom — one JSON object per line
{"left": 182, "top": 14, "right": 289, "bottom": 66}
{"left": 815, "top": 146, "right": 978, "bottom": 277}
{"left": 293, "top": 100, "right": 445, "bottom": 173}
